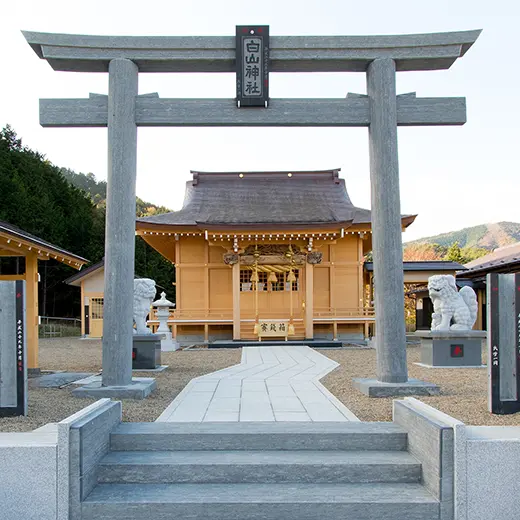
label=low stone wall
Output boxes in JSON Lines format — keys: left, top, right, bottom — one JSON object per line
{"left": 64, "top": 399, "right": 121, "bottom": 519}
{"left": 0, "top": 429, "right": 58, "bottom": 520}
{"left": 394, "top": 398, "right": 520, "bottom": 520}
{"left": 0, "top": 399, "right": 121, "bottom": 520}
{"left": 465, "top": 426, "right": 520, "bottom": 520}
{"left": 393, "top": 397, "right": 456, "bottom": 520}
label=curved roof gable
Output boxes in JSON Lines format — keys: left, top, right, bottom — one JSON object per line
{"left": 137, "top": 169, "right": 414, "bottom": 229}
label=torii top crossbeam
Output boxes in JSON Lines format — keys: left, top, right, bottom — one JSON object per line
{"left": 23, "top": 29, "right": 481, "bottom": 73}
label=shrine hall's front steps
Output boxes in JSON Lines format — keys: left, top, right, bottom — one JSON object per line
{"left": 81, "top": 422, "right": 439, "bottom": 520}
{"left": 210, "top": 339, "right": 341, "bottom": 348}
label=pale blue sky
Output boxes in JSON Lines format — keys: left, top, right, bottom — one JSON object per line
{"left": 1, "top": 0, "right": 518, "bottom": 242}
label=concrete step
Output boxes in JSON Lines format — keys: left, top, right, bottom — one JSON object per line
{"left": 82, "top": 482, "right": 439, "bottom": 520}
{"left": 110, "top": 422, "right": 408, "bottom": 452}
{"left": 97, "top": 450, "right": 421, "bottom": 484}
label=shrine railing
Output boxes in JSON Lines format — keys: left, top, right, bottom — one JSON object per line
{"left": 148, "top": 307, "right": 374, "bottom": 322}
{"left": 148, "top": 308, "right": 233, "bottom": 321}
{"left": 313, "top": 307, "right": 375, "bottom": 319}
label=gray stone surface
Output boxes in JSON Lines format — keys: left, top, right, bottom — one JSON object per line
{"left": 81, "top": 482, "right": 439, "bottom": 520}
{"left": 97, "top": 449, "right": 421, "bottom": 484}
{"left": 56, "top": 399, "right": 116, "bottom": 520}
{"left": 60, "top": 398, "right": 122, "bottom": 514}
{"left": 157, "top": 346, "right": 357, "bottom": 423}
{"left": 132, "top": 334, "right": 161, "bottom": 369}
{"left": 23, "top": 29, "right": 481, "bottom": 73}
{"left": 393, "top": 399, "right": 454, "bottom": 520}
{"left": 0, "top": 282, "right": 19, "bottom": 408}
{"left": 101, "top": 58, "right": 138, "bottom": 390}
{"left": 497, "top": 274, "right": 517, "bottom": 400}
{"left": 72, "top": 378, "right": 156, "bottom": 399}
{"left": 40, "top": 96, "right": 467, "bottom": 128}
{"left": 110, "top": 422, "right": 408, "bottom": 452}
{"left": 415, "top": 331, "right": 485, "bottom": 368}
{"left": 353, "top": 378, "right": 440, "bottom": 397}
{"left": 367, "top": 58, "right": 408, "bottom": 384}
{"left": 415, "top": 330, "right": 487, "bottom": 339}
{"left": 29, "top": 372, "right": 94, "bottom": 388}
{"left": 0, "top": 432, "right": 58, "bottom": 520}
{"left": 465, "top": 427, "right": 520, "bottom": 520}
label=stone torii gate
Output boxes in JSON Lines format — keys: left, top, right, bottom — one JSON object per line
{"left": 24, "top": 29, "right": 481, "bottom": 398}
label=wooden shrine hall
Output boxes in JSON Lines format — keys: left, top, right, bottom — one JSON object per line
{"left": 137, "top": 169, "right": 416, "bottom": 344}
{"left": 0, "top": 221, "right": 88, "bottom": 371}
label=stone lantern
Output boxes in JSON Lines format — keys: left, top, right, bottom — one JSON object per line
{"left": 152, "top": 292, "right": 179, "bottom": 351}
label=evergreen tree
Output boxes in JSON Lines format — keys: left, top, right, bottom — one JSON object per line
{"left": 444, "top": 242, "right": 464, "bottom": 263}
{"left": 0, "top": 125, "right": 175, "bottom": 316}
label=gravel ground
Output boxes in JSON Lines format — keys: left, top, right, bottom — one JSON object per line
{"left": 1, "top": 340, "right": 519, "bottom": 432}
{"left": 322, "top": 345, "right": 520, "bottom": 425}
{"left": 0, "top": 338, "right": 241, "bottom": 432}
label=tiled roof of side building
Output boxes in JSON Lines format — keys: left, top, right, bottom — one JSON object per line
{"left": 64, "top": 259, "right": 104, "bottom": 285}
{"left": 461, "top": 242, "right": 520, "bottom": 275}
{"left": 364, "top": 261, "right": 466, "bottom": 272}
{"left": 136, "top": 169, "right": 416, "bottom": 228}
{"left": 0, "top": 220, "right": 89, "bottom": 263}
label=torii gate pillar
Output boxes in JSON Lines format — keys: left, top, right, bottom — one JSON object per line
{"left": 368, "top": 58, "right": 408, "bottom": 383}
{"left": 351, "top": 59, "right": 439, "bottom": 396}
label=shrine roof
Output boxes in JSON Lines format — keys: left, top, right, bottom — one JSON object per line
{"left": 136, "top": 169, "right": 416, "bottom": 229}
{"left": 0, "top": 220, "right": 88, "bottom": 268}
{"left": 459, "top": 242, "right": 520, "bottom": 277}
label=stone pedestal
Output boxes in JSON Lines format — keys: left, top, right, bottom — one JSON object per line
{"left": 158, "top": 331, "right": 180, "bottom": 352}
{"left": 132, "top": 334, "right": 161, "bottom": 369}
{"left": 415, "top": 330, "right": 487, "bottom": 368}
{"left": 353, "top": 377, "right": 440, "bottom": 397}
{"left": 72, "top": 377, "right": 156, "bottom": 399}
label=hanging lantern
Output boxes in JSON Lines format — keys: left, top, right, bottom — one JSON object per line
{"left": 253, "top": 321, "right": 259, "bottom": 335}
{"left": 250, "top": 269, "right": 259, "bottom": 283}
{"left": 288, "top": 322, "right": 295, "bottom": 335}
{"left": 287, "top": 270, "right": 296, "bottom": 283}
{"left": 268, "top": 271, "right": 277, "bottom": 283}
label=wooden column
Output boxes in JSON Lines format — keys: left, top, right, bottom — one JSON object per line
{"left": 232, "top": 262, "right": 240, "bottom": 339}
{"left": 204, "top": 323, "right": 209, "bottom": 344}
{"left": 204, "top": 241, "right": 209, "bottom": 311}
{"left": 175, "top": 237, "right": 181, "bottom": 309}
{"left": 80, "top": 282, "right": 85, "bottom": 336}
{"left": 358, "top": 236, "right": 364, "bottom": 310}
{"left": 329, "top": 245, "right": 335, "bottom": 311}
{"left": 25, "top": 252, "right": 39, "bottom": 371}
{"left": 305, "top": 263, "right": 314, "bottom": 339}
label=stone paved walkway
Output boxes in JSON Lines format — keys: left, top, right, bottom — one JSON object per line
{"left": 156, "top": 345, "right": 358, "bottom": 422}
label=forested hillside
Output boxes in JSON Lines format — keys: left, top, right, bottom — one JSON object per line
{"left": 0, "top": 126, "right": 175, "bottom": 318}
{"left": 405, "top": 222, "right": 520, "bottom": 250}
{"left": 60, "top": 167, "right": 172, "bottom": 217}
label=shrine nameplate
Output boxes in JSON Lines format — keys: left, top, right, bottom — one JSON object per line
{"left": 258, "top": 320, "right": 289, "bottom": 341}
{"left": 236, "top": 25, "right": 269, "bottom": 108}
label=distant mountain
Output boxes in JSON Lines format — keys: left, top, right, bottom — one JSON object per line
{"left": 406, "top": 222, "right": 520, "bottom": 251}
{"left": 60, "top": 167, "right": 171, "bottom": 217}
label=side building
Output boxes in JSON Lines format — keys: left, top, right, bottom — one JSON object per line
{"left": 456, "top": 242, "right": 520, "bottom": 330}
{"left": 136, "top": 169, "right": 415, "bottom": 344}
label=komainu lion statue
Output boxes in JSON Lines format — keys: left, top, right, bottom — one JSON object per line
{"left": 428, "top": 275, "right": 478, "bottom": 331}
{"left": 133, "top": 278, "right": 157, "bottom": 335}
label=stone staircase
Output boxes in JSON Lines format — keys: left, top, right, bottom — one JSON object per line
{"left": 81, "top": 422, "right": 440, "bottom": 520}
